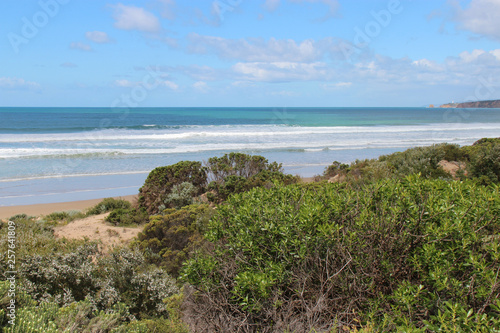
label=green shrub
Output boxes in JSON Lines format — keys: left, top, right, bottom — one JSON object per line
{"left": 19, "top": 242, "right": 101, "bottom": 304}
{"left": 2, "top": 302, "right": 59, "bottom": 333}
{"left": 86, "top": 198, "right": 132, "bottom": 216}
{"left": 139, "top": 161, "right": 207, "bottom": 214}
{"left": 322, "top": 143, "right": 466, "bottom": 184}
{"left": 205, "top": 152, "right": 283, "bottom": 182}
{"left": 323, "top": 160, "right": 350, "bottom": 178}
{"left": 135, "top": 204, "right": 214, "bottom": 277}
{"left": 462, "top": 138, "right": 500, "bottom": 183}
{"left": 39, "top": 210, "right": 85, "bottom": 226}
{"left": 105, "top": 207, "right": 149, "bottom": 226}
{"left": 207, "top": 169, "right": 299, "bottom": 203}
{"left": 18, "top": 245, "right": 178, "bottom": 319}
{"left": 162, "top": 182, "right": 197, "bottom": 210}
{"left": 182, "top": 177, "right": 500, "bottom": 332}
{"left": 381, "top": 143, "right": 453, "bottom": 179}
{"left": 0, "top": 217, "right": 90, "bottom": 276}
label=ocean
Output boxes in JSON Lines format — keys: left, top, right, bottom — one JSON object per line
{"left": 1, "top": 107, "right": 500, "bottom": 206}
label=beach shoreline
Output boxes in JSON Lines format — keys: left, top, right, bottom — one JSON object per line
{"left": 0, "top": 195, "right": 138, "bottom": 221}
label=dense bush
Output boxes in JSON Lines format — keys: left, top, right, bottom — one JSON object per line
{"left": 135, "top": 204, "right": 214, "bottom": 277}
{"left": 182, "top": 177, "right": 500, "bottom": 332}
{"left": 18, "top": 245, "right": 178, "bottom": 319}
{"left": 106, "top": 207, "right": 149, "bottom": 226}
{"left": 207, "top": 170, "right": 299, "bottom": 203}
{"left": 323, "top": 139, "right": 500, "bottom": 185}
{"left": 139, "top": 161, "right": 207, "bottom": 214}
{"left": 0, "top": 281, "right": 188, "bottom": 332}
{"left": 381, "top": 143, "right": 454, "bottom": 179}
{"left": 205, "top": 152, "right": 283, "bottom": 182}
{"left": 323, "top": 160, "right": 350, "bottom": 179}
{"left": 0, "top": 217, "right": 89, "bottom": 276}
{"left": 462, "top": 138, "right": 500, "bottom": 184}
{"left": 204, "top": 153, "right": 298, "bottom": 203}
{"left": 86, "top": 198, "right": 132, "bottom": 216}
{"left": 0, "top": 215, "right": 187, "bottom": 332}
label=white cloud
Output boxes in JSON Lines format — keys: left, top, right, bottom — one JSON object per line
{"left": 452, "top": 0, "right": 500, "bottom": 40}
{"left": 114, "top": 79, "right": 177, "bottom": 89}
{"left": 70, "top": 42, "right": 92, "bottom": 52}
{"left": 491, "top": 49, "right": 500, "bottom": 61}
{"left": 231, "top": 48, "right": 500, "bottom": 86}
{"left": 322, "top": 82, "right": 352, "bottom": 90}
{"left": 231, "top": 81, "right": 257, "bottom": 88}
{"left": 232, "top": 61, "right": 333, "bottom": 82}
{"left": 188, "top": 34, "right": 330, "bottom": 62}
{"left": 193, "top": 81, "right": 209, "bottom": 92}
{"left": 351, "top": 50, "right": 500, "bottom": 86}
{"left": 163, "top": 65, "right": 228, "bottom": 81}
{"left": 458, "top": 49, "right": 486, "bottom": 62}
{"left": 0, "top": 77, "right": 40, "bottom": 90}
{"left": 111, "top": 4, "right": 161, "bottom": 33}
{"left": 114, "top": 79, "right": 135, "bottom": 87}
{"left": 411, "top": 59, "right": 443, "bottom": 72}
{"left": 162, "top": 80, "right": 179, "bottom": 90}
{"left": 86, "top": 31, "right": 112, "bottom": 44}
{"left": 263, "top": 0, "right": 340, "bottom": 19}
{"left": 113, "top": 79, "right": 179, "bottom": 90}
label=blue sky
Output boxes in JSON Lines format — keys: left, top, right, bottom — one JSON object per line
{"left": 1, "top": 0, "right": 500, "bottom": 107}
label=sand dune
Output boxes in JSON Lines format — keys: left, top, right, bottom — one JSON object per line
{"left": 53, "top": 212, "right": 142, "bottom": 252}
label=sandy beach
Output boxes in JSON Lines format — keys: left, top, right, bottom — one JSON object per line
{"left": 0, "top": 195, "right": 138, "bottom": 221}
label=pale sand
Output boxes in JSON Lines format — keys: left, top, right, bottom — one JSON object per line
{"left": 53, "top": 212, "right": 142, "bottom": 252}
{"left": 0, "top": 195, "right": 138, "bottom": 221}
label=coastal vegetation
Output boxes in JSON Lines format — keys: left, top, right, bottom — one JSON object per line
{"left": 440, "top": 99, "right": 500, "bottom": 108}
{"left": 1, "top": 140, "right": 500, "bottom": 332}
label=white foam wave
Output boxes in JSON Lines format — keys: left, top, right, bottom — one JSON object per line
{"left": 0, "top": 171, "right": 150, "bottom": 183}
{"left": 0, "top": 139, "right": 479, "bottom": 159}
{"left": 0, "top": 185, "right": 141, "bottom": 199}
{"left": 1, "top": 123, "right": 499, "bottom": 143}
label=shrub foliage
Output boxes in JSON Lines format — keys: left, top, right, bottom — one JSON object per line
{"left": 139, "top": 161, "right": 207, "bottom": 214}
{"left": 135, "top": 204, "right": 214, "bottom": 277}
{"left": 182, "top": 176, "right": 500, "bottom": 332}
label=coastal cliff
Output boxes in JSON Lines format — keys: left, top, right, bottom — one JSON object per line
{"left": 440, "top": 99, "right": 500, "bottom": 108}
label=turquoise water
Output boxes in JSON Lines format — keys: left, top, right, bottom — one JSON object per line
{"left": 1, "top": 107, "right": 500, "bottom": 205}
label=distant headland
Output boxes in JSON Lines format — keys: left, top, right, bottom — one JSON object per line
{"left": 435, "top": 99, "right": 500, "bottom": 108}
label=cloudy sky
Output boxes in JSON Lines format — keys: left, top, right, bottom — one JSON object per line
{"left": 1, "top": 0, "right": 500, "bottom": 107}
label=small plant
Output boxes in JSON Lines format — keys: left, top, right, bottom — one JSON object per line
{"left": 105, "top": 207, "right": 148, "bottom": 226}
{"left": 163, "top": 182, "right": 197, "bottom": 209}
{"left": 87, "top": 198, "right": 132, "bottom": 216}
{"left": 106, "top": 229, "right": 120, "bottom": 237}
